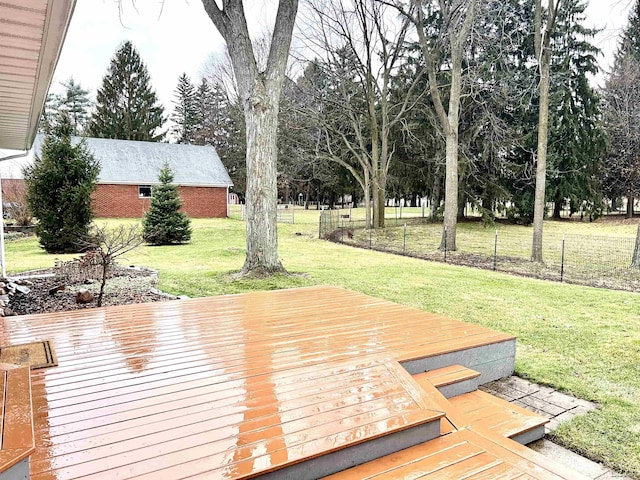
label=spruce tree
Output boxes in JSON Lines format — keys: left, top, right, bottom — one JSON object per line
{"left": 171, "top": 73, "right": 198, "bottom": 143}
{"left": 142, "top": 163, "right": 192, "bottom": 245}
{"left": 24, "top": 112, "right": 100, "bottom": 254}
{"left": 58, "top": 77, "right": 92, "bottom": 135}
{"left": 89, "top": 41, "right": 165, "bottom": 141}
{"left": 193, "top": 78, "right": 214, "bottom": 146}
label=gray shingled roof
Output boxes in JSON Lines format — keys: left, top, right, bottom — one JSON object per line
{"left": 0, "top": 135, "right": 233, "bottom": 187}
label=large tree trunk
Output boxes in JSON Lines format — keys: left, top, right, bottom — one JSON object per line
{"left": 532, "top": 53, "right": 551, "bottom": 262}
{"left": 242, "top": 99, "right": 283, "bottom": 274}
{"left": 202, "top": 0, "right": 297, "bottom": 277}
{"left": 553, "top": 196, "right": 562, "bottom": 219}
{"left": 439, "top": 60, "right": 463, "bottom": 251}
{"left": 373, "top": 169, "right": 386, "bottom": 229}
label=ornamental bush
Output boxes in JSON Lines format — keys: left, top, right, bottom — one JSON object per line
{"left": 24, "top": 112, "right": 99, "bottom": 253}
{"left": 142, "top": 162, "right": 192, "bottom": 245}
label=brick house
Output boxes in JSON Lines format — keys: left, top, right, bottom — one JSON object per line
{"left": 0, "top": 135, "right": 233, "bottom": 218}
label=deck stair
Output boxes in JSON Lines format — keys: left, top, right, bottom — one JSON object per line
{"left": 413, "top": 365, "right": 549, "bottom": 445}
{"left": 414, "top": 364, "right": 481, "bottom": 398}
{"left": 322, "top": 366, "right": 581, "bottom": 479}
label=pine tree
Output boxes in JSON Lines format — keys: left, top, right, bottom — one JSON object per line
{"left": 142, "top": 163, "right": 192, "bottom": 245}
{"left": 24, "top": 112, "right": 100, "bottom": 254}
{"left": 38, "top": 93, "right": 60, "bottom": 133}
{"left": 193, "top": 78, "right": 216, "bottom": 146}
{"left": 58, "top": 77, "right": 92, "bottom": 135}
{"left": 89, "top": 41, "right": 165, "bottom": 141}
{"left": 546, "top": 0, "right": 606, "bottom": 219}
{"left": 171, "top": 73, "right": 198, "bottom": 143}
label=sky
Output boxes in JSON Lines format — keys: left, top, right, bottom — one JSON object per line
{"left": 50, "top": 0, "right": 633, "bottom": 123}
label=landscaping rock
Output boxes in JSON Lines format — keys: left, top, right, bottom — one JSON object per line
{"left": 13, "top": 284, "right": 30, "bottom": 295}
{"left": 76, "top": 289, "right": 94, "bottom": 304}
{"left": 49, "top": 285, "right": 66, "bottom": 295}
{"left": 3, "top": 308, "right": 16, "bottom": 317}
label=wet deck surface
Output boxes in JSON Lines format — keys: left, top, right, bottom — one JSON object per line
{"left": 0, "top": 286, "right": 515, "bottom": 479}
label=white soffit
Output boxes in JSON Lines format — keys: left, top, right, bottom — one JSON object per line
{"left": 0, "top": 0, "right": 76, "bottom": 150}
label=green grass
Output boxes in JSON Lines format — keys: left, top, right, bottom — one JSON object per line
{"left": 6, "top": 211, "right": 640, "bottom": 477}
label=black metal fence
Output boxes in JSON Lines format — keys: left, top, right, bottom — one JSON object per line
{"left": 319, "top": 210, "right": 640, "bottom": 292}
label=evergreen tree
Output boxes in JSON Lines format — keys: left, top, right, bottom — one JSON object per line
{"left": 546, "top": 0, "right": 606, "bottom": 219}
{"left": 24, "top": 112, "right": 100, "bottom": 254}
{"left": 193, "top": 78, "right": 215, "bottom": 146}
{"left": 58, "top": 77, "right": 92, "bottom": 135}
{"left": 171, "top": 73, "right": 198, "bottom": 143}
{"left": 89, "top": 41, "right": 165, "bottom": 141}
{"left": 142, "top": 163, "right": 192, "bottom": 245}
{"left": 38, "top": 93, "right": 60, "bottom": 133}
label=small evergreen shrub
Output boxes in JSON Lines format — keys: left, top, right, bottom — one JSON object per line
{"left": 142, "top": 163, "right": 192, "bottom": 245}
{"left": 24, "top": 112, "right": 100, "bottom": 253}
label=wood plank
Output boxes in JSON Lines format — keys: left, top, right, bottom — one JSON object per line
{"left": 0, "top": 363, "right": 34, "bottom": 473}
{"left": 415, "top": 365, "right": 480, "bottom": 388}
{"left": 450, "top": 391, "right": 549, "bottom": 438}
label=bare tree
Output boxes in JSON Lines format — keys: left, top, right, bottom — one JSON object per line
{"left": 82, "top": 224, "right": 145, "bottom": 307}
{"left": 201, "top": 0, "right": 298, "bottom": 276}
{"left": 531, "top": 0, "right": 562, "bottom": 262}
{"left": 392, "top": 0, "right": 477, "bottom": 250}
{"left": 300, "top": 0, "right": 424, "bottom": 228}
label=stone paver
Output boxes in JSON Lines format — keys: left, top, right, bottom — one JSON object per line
{"left": 480, "top": 375, "right": 597, "bottom": 432}
{"left": 482, "top": 377, "right": 632, "bottom": 480}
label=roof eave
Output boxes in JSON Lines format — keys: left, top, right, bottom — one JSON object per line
{"left": 11, "top": 0, "right": 77, "bottom": 151}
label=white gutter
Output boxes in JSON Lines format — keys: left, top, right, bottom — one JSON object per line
{"left": 0, "top": 151, "right": 29, "bottom": 278}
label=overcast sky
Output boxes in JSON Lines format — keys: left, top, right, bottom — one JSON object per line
{"left": 50, "top": 0, "right": 633, "bottom": 120}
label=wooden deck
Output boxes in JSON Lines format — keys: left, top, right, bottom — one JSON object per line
{"left": 0, "top": 286, "right": 519, "bottom": 479}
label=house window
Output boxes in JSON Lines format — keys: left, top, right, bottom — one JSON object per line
{"left": 139, "top": 185, "right": 153, "bottom": 198}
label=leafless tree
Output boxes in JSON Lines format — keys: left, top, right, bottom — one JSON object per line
{"left": 531, "top": 0, "right": 562, "bottom": 262}
{"left": 201, "top": 0, "right": 298, "bottom": 276}
{"left": 389, "top": 0, "right": 477, "bottom": 250}
{"left": 81, "top": 224, "right": 145, "bottom": 307}
{"left": 300, "top": 0, "right": 425, "bottom": 228}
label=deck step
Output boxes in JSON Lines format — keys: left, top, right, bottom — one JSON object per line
{"left": 450, "top": 390, "right": 549, "bottom": 445}
{"left": 413, "top": 364, "right": 480, "bottom": 398}
{"left": 321, "top": 427, "right": 588, "bottom": 479}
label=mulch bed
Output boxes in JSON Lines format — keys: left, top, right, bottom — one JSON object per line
{"left": 9, "top": 266, "right": 172, "bottom": 316}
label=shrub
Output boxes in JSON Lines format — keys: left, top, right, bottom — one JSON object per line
{"left": 142, "top": 162, "right": 192, "bottom": 245}
{"left": 24, "top": 112, "right": 99, "bottom": 253}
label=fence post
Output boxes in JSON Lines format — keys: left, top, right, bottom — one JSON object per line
{"left": 403, "top": 223, "right": 407, "bottom": 254}
{"left": 369, "top": 226, "right": 372, "bottom": 249}
{"left": 341, "top": 218, "right": 344, "bottom": 243}
{"left": 319, "top": 212, "right": 322, "bottom": 239}
{"left": 493, "top": 229, "right": 498, "bottom": 271}
{"left": 444, "top": 227, "right": 448, "bottom": 262}
{"left": 561, "top": 235, "right": 565, "bottom": 282}
{"left": 422, "top": 201, "right": 425, "bottom": 218}
{"left": 292, "top": 204, "right": 295, "bottom": 224}
{"left": 395, "top": 204, "right": 398, "bottom": 224}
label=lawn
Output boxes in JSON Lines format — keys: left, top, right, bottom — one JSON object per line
{"left": 6, "top": 210, "right": 640, "bottom": 477}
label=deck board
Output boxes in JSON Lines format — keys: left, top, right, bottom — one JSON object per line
{"left": 322, "top": 429, "right": 587, "bottom": 479}
{"left": 0, "top": 286, "right": 515, "bottom": 480}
